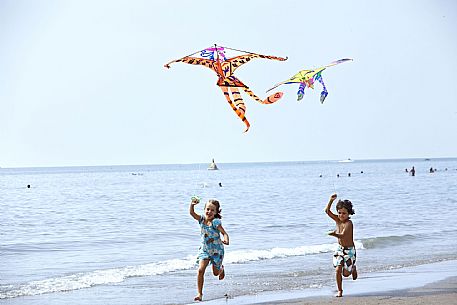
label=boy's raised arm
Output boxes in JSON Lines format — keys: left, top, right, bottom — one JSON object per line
{"left": 324, "top": 193, "right": 339, "bottom": 222}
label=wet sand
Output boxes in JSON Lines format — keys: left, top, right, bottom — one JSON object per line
{"left": 264, "top": 276, "right": 457, "bottom": 305}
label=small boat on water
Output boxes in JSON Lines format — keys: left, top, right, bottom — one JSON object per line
{"left": 338, "top": 158, "right": 354, "bottom": 163}
{"left": 208, "top": 158, "right": 219, "bottom": 170}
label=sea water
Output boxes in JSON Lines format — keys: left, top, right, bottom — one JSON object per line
{"left": 1, "top": 158, "right": 456, "bottom": 304}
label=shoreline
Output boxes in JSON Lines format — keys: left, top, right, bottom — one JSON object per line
{"left": 197, "top": 260, "right": 457, "bottom": 305}
{"left": 265, "top": 276, "right": 457, "bottom": 305}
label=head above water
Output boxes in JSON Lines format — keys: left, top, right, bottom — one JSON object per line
{"left": 336, "top": 199, "right": 355, "bottom": 216}
{"left": 205, "top": 199, "right": 222, "bottom": 219}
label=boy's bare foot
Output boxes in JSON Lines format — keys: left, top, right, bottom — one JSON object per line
{"left": 352, "top": 266, "right": 358, "bottom": 280}
{"left": 336, "top": 290, "right": 343, "bottom": 297}
{"left": 218, "top": 265, "right": 225, "bottom": 280}
{"left": 194, "top": 294, "right": 202, "bottom": 302}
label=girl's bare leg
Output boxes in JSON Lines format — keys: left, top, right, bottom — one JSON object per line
{"left": 335, "top": 265, "right": 343, "bottom": 297}
{"left": 218, "top": 266, "right": 225, "bottom": 280}
{"left": 195, "top": 260, "right": 209, "bottom": 301}
{"left": 212, "top": 264, "right": 225, "bottom": 280}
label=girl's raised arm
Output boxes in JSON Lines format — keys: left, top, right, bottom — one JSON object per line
{"left": 324, "top": 194, "right": 339, "bottom": 223}
{"left": 189, "top": 198, "right": 201, "bottom": 221}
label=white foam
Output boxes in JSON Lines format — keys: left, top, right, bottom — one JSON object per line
{"left": 226, "top": 241, "right": 364, "bottom": 264}
{"left": 0, "top": 242, "right": 365, "bottom": 299}
{"left": 0, "top": 256, "right": 196, "bottom": 299}
{"left": 226, "top": 243, "right": 335, "bottom": 263}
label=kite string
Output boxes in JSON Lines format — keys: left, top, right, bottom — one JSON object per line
{"left": 183, "top": 49, "right": 204, "bottom": 58}
{"left": 173, "top": 44, "right": 291, "bottom": 65}
{"left": 169, "top": 44, "right": 249, "bottom": 66}
{"left": 326, "top": 159, "right": 338, "bottom": 195}
{"left": 220, "top": 45, "right": 258, "bottom": 55}
{"left": 172, "top": 44, "right": 271, "bottom": 65}
{"left": 193, "top": 159, "right": 207, "bottom": 203}
{"left": 177, "top": 44, "right": 254, "bottom": 60}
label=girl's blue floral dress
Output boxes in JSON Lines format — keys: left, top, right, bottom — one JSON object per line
{"left": 196, "top": 216, "right": 224, "bottom": 270}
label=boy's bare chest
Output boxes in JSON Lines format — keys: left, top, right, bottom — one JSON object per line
{"left": 336, "top": 222, "right": 348, "bottom": 232}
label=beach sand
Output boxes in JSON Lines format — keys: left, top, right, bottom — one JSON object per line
{"left": 264, "top": 276, "right": 457, "bottom": 305}
{"left": 199, "top": 261, "right": 457, "bottom": 305}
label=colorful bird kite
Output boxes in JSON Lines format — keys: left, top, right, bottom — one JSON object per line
{"left": 164, "top": 45, "right": 287, "bottom": 132}
{"left": 267, "top": 58, "right": 353, "bottom": 103}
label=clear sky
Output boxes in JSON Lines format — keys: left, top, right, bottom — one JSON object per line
{"left": 1, "top": 0, "right": 456, "bottom": 168}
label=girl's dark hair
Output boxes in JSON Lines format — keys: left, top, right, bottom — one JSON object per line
{"left": 207, "top": 199, "right": 222, "bottom": 219}
{"left": 336, "top": 199, "right": 355, "bottom": 215}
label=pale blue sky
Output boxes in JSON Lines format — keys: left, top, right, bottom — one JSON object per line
{"left": 1, "top": 0, "right": 456, "bottom": 167}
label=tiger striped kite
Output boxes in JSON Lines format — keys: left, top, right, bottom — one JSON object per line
{"left": 164, "top": 45, "right": 287, "bottom": 132}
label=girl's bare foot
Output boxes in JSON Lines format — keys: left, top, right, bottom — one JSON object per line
{"left": 194, "top": 294, "right": 202, "bottom": 302}
{"left": 218, "top": 265, "right": 225, "bottom": 280}
{"left": 336, "top": 290, "right": 343, "bottom": 297}
{"left": 352, "top": 266, "right": 358, "bottom": 280}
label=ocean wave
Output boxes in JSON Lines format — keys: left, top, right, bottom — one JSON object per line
{"left": 0, "top": 242, "right": 363, "bottom": 299}
{"left": 359, "top": 228, "right": 457, "bottom": 249}
{"left": 225, "top": 242, "right": 354, "bottom": 263}
{"left": 0, "top": 257, "right": 195, "bottom": 299}
{"left": 360, "top": 234, "right": 417, "bottom": 249}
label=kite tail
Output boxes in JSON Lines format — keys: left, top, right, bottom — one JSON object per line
{"left": 316, "top": 74, "right": 328, "bottom": 103}
{"left": 297, "top": 82, "right": 306, "bottom": 101}
{"left": 220, "top": 87, "right": 250, "bottom": 132}
{"left": 242, "top": 87, "right": 283, "bottom": 105}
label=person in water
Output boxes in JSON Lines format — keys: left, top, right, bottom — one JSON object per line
{"left": 189, "top": 197, "right": 229, "bottom": 302}
{"left": 325, "top": 194, "right": 358, "bottom": 297}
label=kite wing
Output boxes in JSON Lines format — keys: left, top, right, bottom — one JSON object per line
{"left": 266, "top": 70, "right": 313, "bottom": 92}
{"left": 323, "top": 58, "right": 353, "bottom": 68}
{"left": 228, "top": 54, "right": 288, "bottom": 73}
{"left": 164, "top": 56, "right": 214, "bottom": 70}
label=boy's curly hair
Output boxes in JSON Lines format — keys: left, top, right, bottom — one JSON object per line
{"left": 336, "top": 199, "right": 355, "bottom": 215}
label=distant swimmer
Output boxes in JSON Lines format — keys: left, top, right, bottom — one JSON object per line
{"left": 348, "top": 173, "right": 351, "bottom": 177}
{"left": 218, "top": 182, "right": 223, "bottom": 187}
{"left": 410, "top": 166, "right": 415, "bottom": 176}
{"left": 27, "top": 184, "right": 31, "bottom": 188}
